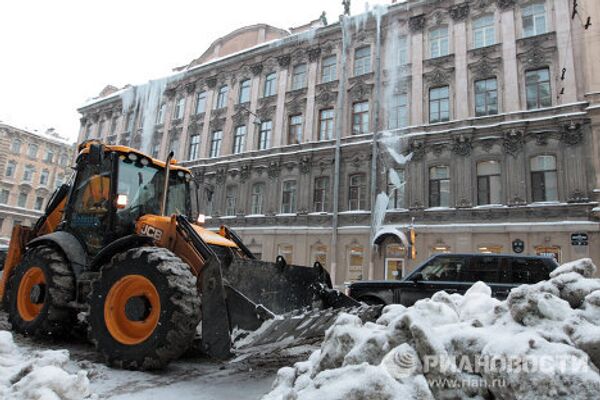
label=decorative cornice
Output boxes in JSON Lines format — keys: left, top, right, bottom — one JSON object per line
{"left": 185, "top": 82, "right": 196, "bottom": 94}
{"left": 560, "top": 121, "right": 583, "bottom": 145}
{"left": 308, "top": 47, "right": 322, "bottom": 63}
{"left": 449, "top": 3, "right": 470, "bottom": 22}
{"left": 409, "top": 14, "right": 426, "bottom": 33}
{"left": 206, "top": 76, "right": 218, "bottom": 89}
{"left": 496, "top": 0, "right": 517, "bottom": 10}
{"left": 452, "top": 135, "right": 472, "bottom": 157}
{"left": 503, "top": 129, "right": 524, "bottom": 157}
{"left": 250, "top": 63, "right": 263, "bottom": 76}
{"left": 349, "top": 82, "right": 372, "bottom": 100}
{"left": 277, "top": 55, "right": 291, "bottom": 68}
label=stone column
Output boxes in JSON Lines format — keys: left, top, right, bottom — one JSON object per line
{"left": 500, "top": 5, "right": 520, "bottom": 112}
{"left": 554, "top": 0, "right": 577, "bottom": 104}
{"left": 409, "top": 15, "right": 425, "bottom": 126}
{"left": 451, "top": 3, "right": 470, "bottom": 119}
{"left": 305, "top": 48, "right": 321, "bottom": 142}
{"left": 274, "top": 56, "right": 291, "bottom": 147}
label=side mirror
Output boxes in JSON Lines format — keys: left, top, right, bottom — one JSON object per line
{"left": 88, "top": 143, "right": 104, "bottom": 165}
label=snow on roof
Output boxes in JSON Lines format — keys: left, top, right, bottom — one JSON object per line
{"left": 0, "top": 122, "right": 74, "bottom": 146}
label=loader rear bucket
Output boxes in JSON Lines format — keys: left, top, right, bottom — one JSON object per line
{"left": 221, "top": 255, "right": 381, "bottom": 353}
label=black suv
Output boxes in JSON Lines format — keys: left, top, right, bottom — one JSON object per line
{"left": 348, "top": 253, "right": 559, "bottom": 306}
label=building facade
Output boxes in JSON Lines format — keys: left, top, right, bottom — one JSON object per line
{"left": 78, "top": 0, "right": 600, "bottom": 286}
{"left": 0, "top": 124, "right": 74, "bottom": 243}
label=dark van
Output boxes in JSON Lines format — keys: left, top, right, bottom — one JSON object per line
{"left": 347, "top": 253, "right": 559, "bottom": 306}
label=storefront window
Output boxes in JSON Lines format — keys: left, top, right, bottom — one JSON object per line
{"left": 347, "top": 245, "right": 364, "bottom": 281}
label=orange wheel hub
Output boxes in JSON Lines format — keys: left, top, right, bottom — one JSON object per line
{"left": 104, "top": 275, "right": 161, "bottom": 345}
{"left": 17, "top": 266, "right": 46, "bottom": 322}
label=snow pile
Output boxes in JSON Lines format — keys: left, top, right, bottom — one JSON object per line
{"left": 264, "top": 258, "right": 600, "bottom": 400}
{"left": 0, "top": 330, "right": 93, "bottom": 400}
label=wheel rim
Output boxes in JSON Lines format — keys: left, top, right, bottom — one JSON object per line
{"left": 104, "top": 275, "right": 161, "bottom": 345}
{"left": 17, "top": 266, "right": 46, "bottom": 322}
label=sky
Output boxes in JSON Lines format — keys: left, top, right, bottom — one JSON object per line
{"left": 0, "top": 0, "right": 381, "bottom": 143}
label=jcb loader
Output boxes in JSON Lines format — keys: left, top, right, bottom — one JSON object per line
{"left": 0, "top": 141, "right": 378, "bottom": 369}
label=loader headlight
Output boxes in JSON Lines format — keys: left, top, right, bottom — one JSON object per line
{"left": 116, "top": 194, "right": 128, "bottom": 209}
{"left": 128, "top": 153, "right": 138, "bottom": 162}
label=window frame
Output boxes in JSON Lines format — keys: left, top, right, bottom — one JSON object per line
{"left": 313, "top": 176, "right": 330, "bottom": 212}
{"left": 476, "top": 160, "right": 502, "bottom": 205}
{"left": 525, "top": 67, "right": 552, "bottom": 110}
{"left": 281, "top": 180, "right": 298, "bottom": 214}
{"left": 388, "top": 93, "right": 408, "bottom": 129}
{"left": 238, "top": 79, "right": 251, "bottom": 104}
{"left": 348, "top": 173, "right": 367, "bottom": 211}
{"left": 263, "top": 72, "right": 277, "bottom": 97}
{"left": 429, "top": 165, "right": 450, "bottom": 207}
{"left": 188, "top": 134, "right": 201, "bottom": 160}
{"left": 522, "top": 2, "right": 547, "bottom": 38}
{"left": 225, "top": 185, "right": 238, "bottom": 216}
{"left": 472, "top": 14, "right": 496, "bottom": 49}
{"left": 258, "top": 120, "right": 272, "bottom": 150}
{"left": 474, "top": 77, "right": 498, "bottom": 116}
{"left": 291, "top": 64, "right": 307, "bottom": 90}
{"left": 318, "top": 108, "right": 334, "bottom": 140}
{"left": 530, "top": 155, "right": 558, "bottom": 202}
{"left": 429, "top": 26, "right": 449, "bottom": 58}
{"left": 195, "top": 91, "right": 207, "bottom": 114}
{"left": 353, "top": 46, "right": 372, "bottom": 76}
{"left": 251, "top": 182, "right": 265, "bottom": 215}
{"left": 209, "top": 130, "right": 223, "bottom": 158}
{"left": 321, "top": 55, "right": 337, "bottom": 83}
{"left": 429, "top": 86, "right": 450, "bottom": 123}
{"left": 232, "top": 125, "right": 247, "bottom": 154}
{"left": 215, "top": 85, "right": 228, "bottom": 109}
{"left": 352, "top": 101, "right": 370, "bottom": 135}
{"left": 288, "top": 115, "right": 303, "bottom": 145}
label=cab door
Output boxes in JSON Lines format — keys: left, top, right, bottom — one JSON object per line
{"left": 64, "top": 153, "right": 115, "bottom": 256}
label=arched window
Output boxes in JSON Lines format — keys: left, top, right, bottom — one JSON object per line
{"left": 11, "top": 138, "right": 22, "bottom": 153}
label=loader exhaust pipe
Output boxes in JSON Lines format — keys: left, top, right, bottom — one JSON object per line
{"left": 161, "top": 151, "right": 174, "bottom": 216}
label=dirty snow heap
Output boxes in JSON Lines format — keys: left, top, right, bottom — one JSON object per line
{"left": 0, "top": 330, "right": 93, "bottom": 400}
{"left": 264, "top": 258, "right": 600, "bottom": 400}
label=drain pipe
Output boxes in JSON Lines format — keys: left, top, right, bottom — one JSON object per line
{"left": 331, "top": 17, "right": 350, "bottom": 288}
{"left": 368, "top": 11, "right": 384, "bottom": 280}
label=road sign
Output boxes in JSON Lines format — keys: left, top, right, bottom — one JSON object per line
{"left": 571, "top": 232, "right": 588, "bottom": 246}
{"left": 512, "top": 239, "right": 524, "bottom": 253}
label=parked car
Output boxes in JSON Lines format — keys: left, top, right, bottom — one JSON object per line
{"left": 347, "top": 253, "right": 559, "bottom": 306}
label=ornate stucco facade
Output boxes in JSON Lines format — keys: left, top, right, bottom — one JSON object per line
{"left": 78, "top": 0, "right": 600, "bottom": 286}
{"left": 0, "top": 123, "right": 74, "bottom": 244}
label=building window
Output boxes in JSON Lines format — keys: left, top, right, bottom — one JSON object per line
{"left": 27, "top": 144, "right": 38, "bottom": 159}
{"left": 151, "top": 142, "right": 160, "bottom": 158}
{"left": 251, "top": 183, "right": 265, "bottom": 215}
{"left": 313, "top": 176, "right": 330, "bottom": 212}
{"left": 291, "top": 64, "right": 307, "bottom": 90}
{"left": 40, "top": 169, "right": 49, "bottom": 186}
{"left": 0, "top": 189, "right": 9, "bottom": 204}
{"left": 429, "top": 86, "right": 450, "bottom": 123}
{"left": 5, "top": 161, "right": 16, "bottom": 178}
{"left": 233, "top": 126, "right": 247, "bottom": 154}
{"left": 59, "top": 154, "right": 68, "bottom": 167}
{"left": 98, "top": 120, "right": 105, "bottom": 137}
{"left": 429, "top": 166, "right": 450, "bottom": 207}
{"left": 389, "top": 94, "right": 408, "bottom": 129}
{"left": 11, "top": 139, "right": 21, "bottom": 153}
{"left": 23, "top": 165, "right": 34, "bottom": 182}
{"left": 354, "top": 46, "right": 371, "bottom": 76}
{"left": 531, "top": 155, "right": 558, "bottom": 202}
{"left": 396, "top": 36, "right": 409, "bottom": 66}
{"left": 387, "top": 169, "right": 405, "bottom": 210}
{"left": 288, "top": 115, "right": 303, "bottom": 145}
{"left": 321, "top": 55, "right": 337, "bottom": 83}
{"left": 188, "top": 134, "right": 200, "bottom": 160}
{"left": 429, "top": 26, "right": 449, "bottom": 58}
{"left": 475, "top": 78, "right": 498, "bottom": 116}
{"left": 44, "top": 149, "right": 54, "bottom": 163}
{"left": 55, "top": 174, "right": 64, "bottom": 189}
{"left": 215, "top": 85, "right": 228, "bottom": 109}
{"left": 34, "top": 196, "right": 44, "bottom": 211}
{"left": 258, "top": 120, "right": 272, "bottom": 150}
{"left": 312, "top": 244, "right": 328, "bottom": 267}
{"left": 225, "top": 186, "right": 237, "bottom": 216}
{"left": 110, "top": 116, "right": 118, "bottom": 133}
{"left": 352, "top": 101, "right": 369, "bottom": 135}
{"left": 348, "top": 245, "right": 365, "bottom": 281}
{"left": 17, "top": 192, "right": 27, "bottom": 208}
{"left": 195, "top": 91, "right": 207, "bottom": 114}
{"left": 473, "top": 15, "right": 495, "bottom": 48}
{"left": 263, "top": 72, "right": 277, "bottom": 97}
{"left": 526, "top": 68, "right": 551, "bottom": 109}
{"left": 281, "top": 180, "right": 297, "bottom": 214}
{"left": 522, "top": 2, "right": 547, "bottom": 37}
{"left": 210, "top": 131, "right": 223, "bottom": 158}
{"left": 348, "top": 173, "right": 367, "bottom": 210}
{"left": 477, "top": 161, "right": 502, "bottom": 205}
{"left": 169, "top": 136, "right": 179, "bottom": 158}
{"left": 319, "top": 109, "right": 334, "bottom": 141}
{"left": 238, "top": 79, "right": 251, "bottom": 103}
{"left": 535, "top": 246, "right": 561, "bottom": 264}
{"left": 173, "top": 97, "right": 185, "bottom": 120}
{"left": 156, "top": 103, "right": 166, "bottom": 124}
{"left": 278, "top": 244, "right": 294, "bottom": 264}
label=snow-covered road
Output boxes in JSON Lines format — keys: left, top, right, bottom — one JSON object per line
{"left": 0, "top": 312, "right": 315, "bottom": 399}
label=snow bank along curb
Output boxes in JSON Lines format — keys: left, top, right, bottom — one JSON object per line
{"left": 264, "top": 258, "right": 600, "bottom": 400}
{"left": 0, "top": 331, "right": 93, "bottom": 400}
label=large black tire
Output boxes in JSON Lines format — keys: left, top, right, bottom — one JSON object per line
{"left": 88, "top": 247, "right": 201, "bottom": 370}
{"left": 6, "top": 245, "right": 76, "bottom": 337}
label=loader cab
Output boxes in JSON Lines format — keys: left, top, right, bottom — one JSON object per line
{"left": 64, "top": 143, "right": 192, "bottom": 256}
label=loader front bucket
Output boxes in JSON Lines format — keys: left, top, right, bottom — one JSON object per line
{"left": 220, "top": 255, "right": 382, "bottom": 353}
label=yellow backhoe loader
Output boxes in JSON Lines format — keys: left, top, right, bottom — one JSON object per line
{"left": 0, "top": 141, "right": 378, "bottom": 370}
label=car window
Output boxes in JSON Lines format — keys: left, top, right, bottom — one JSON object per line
{"left": 419, "top": 256, "right": 466, "bottom": 282}
{"left": 508, "top": 258, "right": 548, "bottom": 284}
{"left": 462, "top": 256, "right": 500, "bottom": 283}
